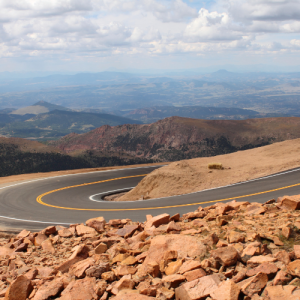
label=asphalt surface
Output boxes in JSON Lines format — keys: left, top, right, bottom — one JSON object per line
{"left": 0, "top": 165, "right": 300, "bottom": 232}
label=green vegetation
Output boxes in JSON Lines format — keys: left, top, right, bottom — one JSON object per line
{"left": 0, "top": 143, "right": 152, "bottom": 177}
{"left": 0, "top": 110, "right": 141, "bottom": 140}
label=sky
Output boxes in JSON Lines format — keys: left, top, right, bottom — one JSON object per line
{"left": 0, "top": 0, "right": 300, "bottom": 73}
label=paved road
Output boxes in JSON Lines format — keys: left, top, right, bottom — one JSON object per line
{"left": 0, "top": 166, "right": 300, "bottom": 232}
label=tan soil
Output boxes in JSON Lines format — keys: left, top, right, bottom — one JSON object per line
{"left": 117, "top": 138, "right": 300, "bottom": 201}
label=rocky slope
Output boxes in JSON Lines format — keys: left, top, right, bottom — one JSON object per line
{"left": 1, "top": 195, "right": 300, "bottom": 299}
{"left": 117, "top": 138, "right": 300, "bottom": 201}
{"left": 50, "top": 116, "right": 300, "bottom": 162}
{"left": 0, "top": 137, "right": 152, "bottom": 177}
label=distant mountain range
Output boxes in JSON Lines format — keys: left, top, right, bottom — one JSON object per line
{"left": 114, "top": 106, "right": 289, "bottom": 124}
{"left": 0, "top": 71, "right": 300, "bottom": 116}
{"left": 0, "top": 101, "right": 142, "bottom": 139}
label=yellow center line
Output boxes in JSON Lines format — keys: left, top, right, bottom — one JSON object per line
{"left": 36, "top": 175, "right": 300, "bottom": 211}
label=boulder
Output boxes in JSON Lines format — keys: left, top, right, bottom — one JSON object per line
{"left": 247, "top": 255, "right": 276, "bottom": 268}
{"left": 210, "top": 280, "right": 241, "bottom": 300}
{"left": 238, "top": 272, "right": 268, "bottom": 297}
{"left": 41, "top": 239, "right": 55, "bottom": 254}
{"left": 183, "top": 269, "right": 207, "bottom": 282}
{"left": 162, "top": 274, "right": 185, "bottom": 288}
{"left": 287, "top": 260, "right": 300, "bottom": 277}
{"left": 85, "top": 216, "right": 106, "bottom": 232}
{"left": 76, "top": 224, "right": 97, "bottom": 236}
{"left": 113, "top": 294, "right": 155, "bottom": 300}
{"left": 69, "top": 258, "right": 94, "bottom": 278}
{"left": 58, "top": 228, "right": 73, "bottom": 238}
{"left": 5, "top": 275, "right": 32, "bottom": 300}
{"left": 246, "top": 263, "right": 278, "bottom": 278}
{"left": 277, "top": 195, "right": 300, "bottom": 210}
{"left": 33, "top": 277, "right": 64, "bottom": 300}
{"left": 34, "top": 233, "right": 48, "bottom": 246}
{"left": 41, "top": 226, "right": 57, "bottom": 236}
{"left": 58, "top": 277, "right": 97, "bottom": 300}
{"left": 175, "top": 274, "right": 221, "bottom": 300}
{"left": 55, "top": 244, "right": 90, "bottom": 273}
{"left": 210, "top": 246, "right": 239, "bottom": 267}
{"left": 178, "top": 260, "right": 202, "bottom": 274}
{"left": 116, "top": 224, "right": 139, "bottom": 238}
{"left": 145, "top": 214, "right": 170, "bottom": 228}
{"left": 264, "top": 285, "right": 300, "bottom": 300}
{"left": 142, "top": 235, "right": 207, "bottom": 268}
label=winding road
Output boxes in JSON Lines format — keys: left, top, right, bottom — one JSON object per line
{"left": 0, "top": 165, "right": 300, "bottom": 232}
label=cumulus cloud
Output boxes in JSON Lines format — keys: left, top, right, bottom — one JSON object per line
{"left": 184, "top": 8, "right": 242, "bottom": 41}
{"left": 0, "top": 0, "right": 299, "bottom": 63}
{"left": 227, "top": 0, "right": 300, "bottom": 22}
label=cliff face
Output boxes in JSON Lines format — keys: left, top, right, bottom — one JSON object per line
{"left": 50, "top": 116, "right": 300, "bottom": 161}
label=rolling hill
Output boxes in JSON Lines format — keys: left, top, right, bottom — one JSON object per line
{"left": 50, "top": 116, "right": 300, "bottom": 162}
{"left": 0, "top": 101, "right": 142, "bottom": 139}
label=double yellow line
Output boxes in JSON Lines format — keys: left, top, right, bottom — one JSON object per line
{"left": 36, "top": 175, "right": 300, "bottom": 211}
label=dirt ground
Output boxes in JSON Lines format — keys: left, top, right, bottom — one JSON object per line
{"left": 117, "top": 138, "right": 300, "bottom": 201}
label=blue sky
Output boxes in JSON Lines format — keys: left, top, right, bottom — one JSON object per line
{"left": 0, "top": 0, "right": 300, "bottom": 73}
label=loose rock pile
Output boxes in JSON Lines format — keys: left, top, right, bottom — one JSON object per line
{"left": 1, "top": 195, "right": 300, "bottom": 299}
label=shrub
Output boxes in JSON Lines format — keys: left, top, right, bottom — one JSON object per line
{"left": 208, "top": 163, "right": 224, "bottom": 170}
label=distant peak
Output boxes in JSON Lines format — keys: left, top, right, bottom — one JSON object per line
{"left": 33, "top": 100, "right": 48, "bottom": 106}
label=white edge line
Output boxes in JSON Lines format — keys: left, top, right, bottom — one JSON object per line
{"left": 0, "top": 165, "right": 162, "bottom": 225}
{"left": 88, "top": 167, "right": 300, "bottom": 203}
{"left": 0, "top": 166, "right": 299, "bottom": 224}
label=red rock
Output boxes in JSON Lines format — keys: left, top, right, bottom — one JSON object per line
{"left": 165, "top": 260, "right": 183, "bottom": 275}
{"left": 277, "top": 195, "right": 300, "bottom": 210}
{"left": 116, "top": 224, "right": 139, "bottom": 238}
{"left": 58, "top": 277, "right": 97, "bottom": 300}
{"left": 294, "top": 245, "right": 300, "bottom": 259}
{"left": 113, "top": 294, "right": 155, "bottom": 300}
{"left": 58, "top": 228, "right": 73, "bottom": 238}
{"left": 264, "top": 285, "right": 300, "bottom": 300}
{"left": 183, "top": 269, "right": 207, "bottom": 282}
{"left": 76, "top": 224, "right": 97, "bottom": 236}
{"left": 41, "top": 226, "right": 57, "bottom": 236}
{"left": 175, "top": 274, "right": 221, "bottom": 300}
{"left": 41, "top": 239, "right": 55, "bottom": 254}
{"left": 93, "top": 280, "right": 107, "bottom": 297}
{"left": 55, "top": 244, "right": 90, "bottom": 273}
{"left": 95, "top": 243, "right": 108, "bottom": 254}
{"left": 69, "top": 258, "right": 94, "bottom": 278}
{"left": 16, "top": 230, "right": 30, "bottom": 239}
{"left": 273, "top": 270, "right": 292, "bottom": 285}
{"left": 86, "top": 216, "right": 106, "bottom": 232}
{"left": 238, "top": 272, "right": 268, "bottom": 297}
{"left": 247, "top": 256, "right": 276, "bottom": 268}
{"left": 274, "top": 250, "right": 291, "bottom": 265}
{"left": 162, "top": 274, "right": 185, "bottom": 288}
{"left": 178, "top": 260, "right": 202, "bottom": 274}
{"left": 246, "top": 263, "right": 278, "bottom": 278}
{"left": 228, "top": 231, "right": 245, "bottom": 243}
{"left": 210, "top": 280, "right": 241, "bottom": 300}
{"left": 146, "top": 213, "right": 170, "bottom": 228}
{"left": 170, "top": 213, "right": 180, "bottom": 222}
{"left": 273, "top": 236, "right": 284, "bottom": 246}
{"left": 245, "top": 203, "right": 266, "bottom": 215}
{"left": 14, "top": 243, "right": 27, "bottom": 252}
{"left": 33, "top": 277, "right": 64, "bottom": 300}
{"left": 5, "top": 275, "right": 33, "bottom": 300}
{"left": 114, "top": 265, "right": 137, "bottom": 276}
{"left": 111, "top": 275, "right": 135, "bottom": 295}
{"left": 241, "top": 242, "right": 261, "bottom": 258}
{"left": 282, "top": 226, "right": 292, "bottom": 239}
{"left": 85, "top": 262, "right": 110, "bottom": 278}
{"left": 166, "top": 221, "right": 181, "bottom": 232}
{"left": 210, "top": 246, "right": 239, "bottom": 267}
{"left": 287, "top": 260, "right": 300, "bottom": 277}
{"left": 108, "top": 219, "right": 122, "bottom": 226}
{"left": 24, "top": 268, "right": 38, "bottom": 280}
{"left": 34, "top": 233, "right": 48, "bottom": 246}
{"left": 143, "top": 235, "right": 207, "bottom": 268}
